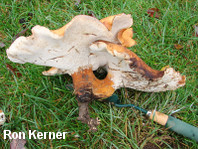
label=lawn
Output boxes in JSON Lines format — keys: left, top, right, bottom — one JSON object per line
{"left": 0, "top": 0, "right": 198, "bottom": 148}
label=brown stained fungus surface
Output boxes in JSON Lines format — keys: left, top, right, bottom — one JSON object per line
{"left": 6, "top": 14, "right": 186, "bottom": 131}
{"left": 72, "top": 68, "right": 115, "bottom": 101}
{"left": 106, "top": 43, "right": 164, "bottom": 81}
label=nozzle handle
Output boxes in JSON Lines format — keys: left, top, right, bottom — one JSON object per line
{"left": 148, "top": 110, "right": 198, "bottom": 142}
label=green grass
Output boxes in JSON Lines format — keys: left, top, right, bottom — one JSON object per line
{"left": 0, "top": 0, "right": 198, "bottom": 148}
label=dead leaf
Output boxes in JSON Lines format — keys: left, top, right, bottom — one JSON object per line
{"left": 27, "top": 12, "right": 33, "bottom": 21}
{"left": 174, "top": 44, "right": 183, "bottom": 50}
{"left": 6, "top": 64, "right": 22, "bottom": 77}
{"left": 13, "top": 28, "right": 29, "bottom": 41}
{"left": 10, "top": 133, "right": 26, "bottom": 149}
{"left": 19, "top": 18, "right": 26, "bottom": 29}
{"left": 147, "top": 8, "right": 160, "bottom": 19}
{"left": 0, "top": 31, "right": 6, "bottom": 39}
{"left": 19, "top": 18, "right": 26, "bottom": 24}
{"left": 19, "top": 13, "right": 33, "bottom": 29}
{"left": 194, "top": 24, "right": 198, "bottom": 37}
{"left": 0, "top": 42, "right": 5, "bottom": 48}
{"left": 14, "top": 13, "right": 33, "bottom": 40}
{"left": 87, "top": 10, "right": 96, "bottom": 18}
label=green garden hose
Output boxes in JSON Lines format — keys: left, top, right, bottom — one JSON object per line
{"left": 66, "top": 85, "right": 198, "bottom": 142}
{"left": 105, "top": 94, "right": 198, "bottom": 142}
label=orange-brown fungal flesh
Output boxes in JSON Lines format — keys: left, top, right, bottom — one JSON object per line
{"left": 100, "top": 14, "right": 123, "bottom": 31}
{"left": 44, "top": 67, "right": 57, "bottom": 72}
{"left": 117, "top": 28, "right": 136, "bottom": 47}
{"left": 100, "top": 15, "right": 116, "bottom": 31}
{"left": 51, "top": 25, "right": 67, "bottom": 36}
{"left": 178, "top": 75, "right": 186, "bottom": 85}
{"left": 106, "top": 42, "right": 164, "bottom": 80}
{"left": 72, "top": 68, "right": 115, "bottom": 100}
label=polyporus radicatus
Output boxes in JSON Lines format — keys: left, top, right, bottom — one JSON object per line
{"left": 6, "top": 14, "right": 185, "bottom": 131}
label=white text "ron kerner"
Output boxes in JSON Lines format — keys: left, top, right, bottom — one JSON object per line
{"left": 4, "top": 130, "right": 68, "bottom": 139}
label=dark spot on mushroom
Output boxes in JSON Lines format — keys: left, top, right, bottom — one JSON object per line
{"left": 83, "top": 33, "right": 97, "bottom": 36}
{"left": 164, "top": 84, "right": 168, "bottom": 88}
{"left": 76, "top": 87, "right": 100, "bottom": 103}
{"left": 76, "top": 88, "right": 93, "bottom": 102}
{"left": 82, "top": 74, "right": 89, "bottom": 81}
{"left": 48, "top": 55, "right": 64, "bottom": 61}
{"left": 112, "top": 62, "right": 117, "bottom": 66}
{"left": 129, "top": 58, "right": 138, "bottom": 68}
{"left": 68, "top": 46, "right": 75, "bottom": 52}
{"left": 38, "top": 57, "right": 43, "bottom": 61}
{"left": 48, "top": 49, "right": 52, "bottom": 53}
{"left": 75, "top": 48, "right": 80, "bottom": 53}
{"left": 129, "top": 57, "right": 164, "bottom": 80}
{"left": 118, "top": 59, "right": 124, "bottom": 65}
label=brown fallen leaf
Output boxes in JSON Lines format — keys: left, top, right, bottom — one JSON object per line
{"left": 10, "top": 133, "right": 26, "bottom": 149}
{"left": 6, "top": 64, "right": 22, "bottom": 77}
{"left": 13, "top": 28, "right": 29, "bottom": 41}
{"left": 147, "top": 8, "right": 160, "bottom": 19}
{"left": 174, "top": 44, "right": 183, "bottom": 50}
{"left": 19, "top": 18, "right": 26, "bottom": 29}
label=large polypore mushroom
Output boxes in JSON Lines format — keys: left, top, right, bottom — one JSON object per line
{"left": 6, "top": 14, "right": 185, "bottom": 131}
